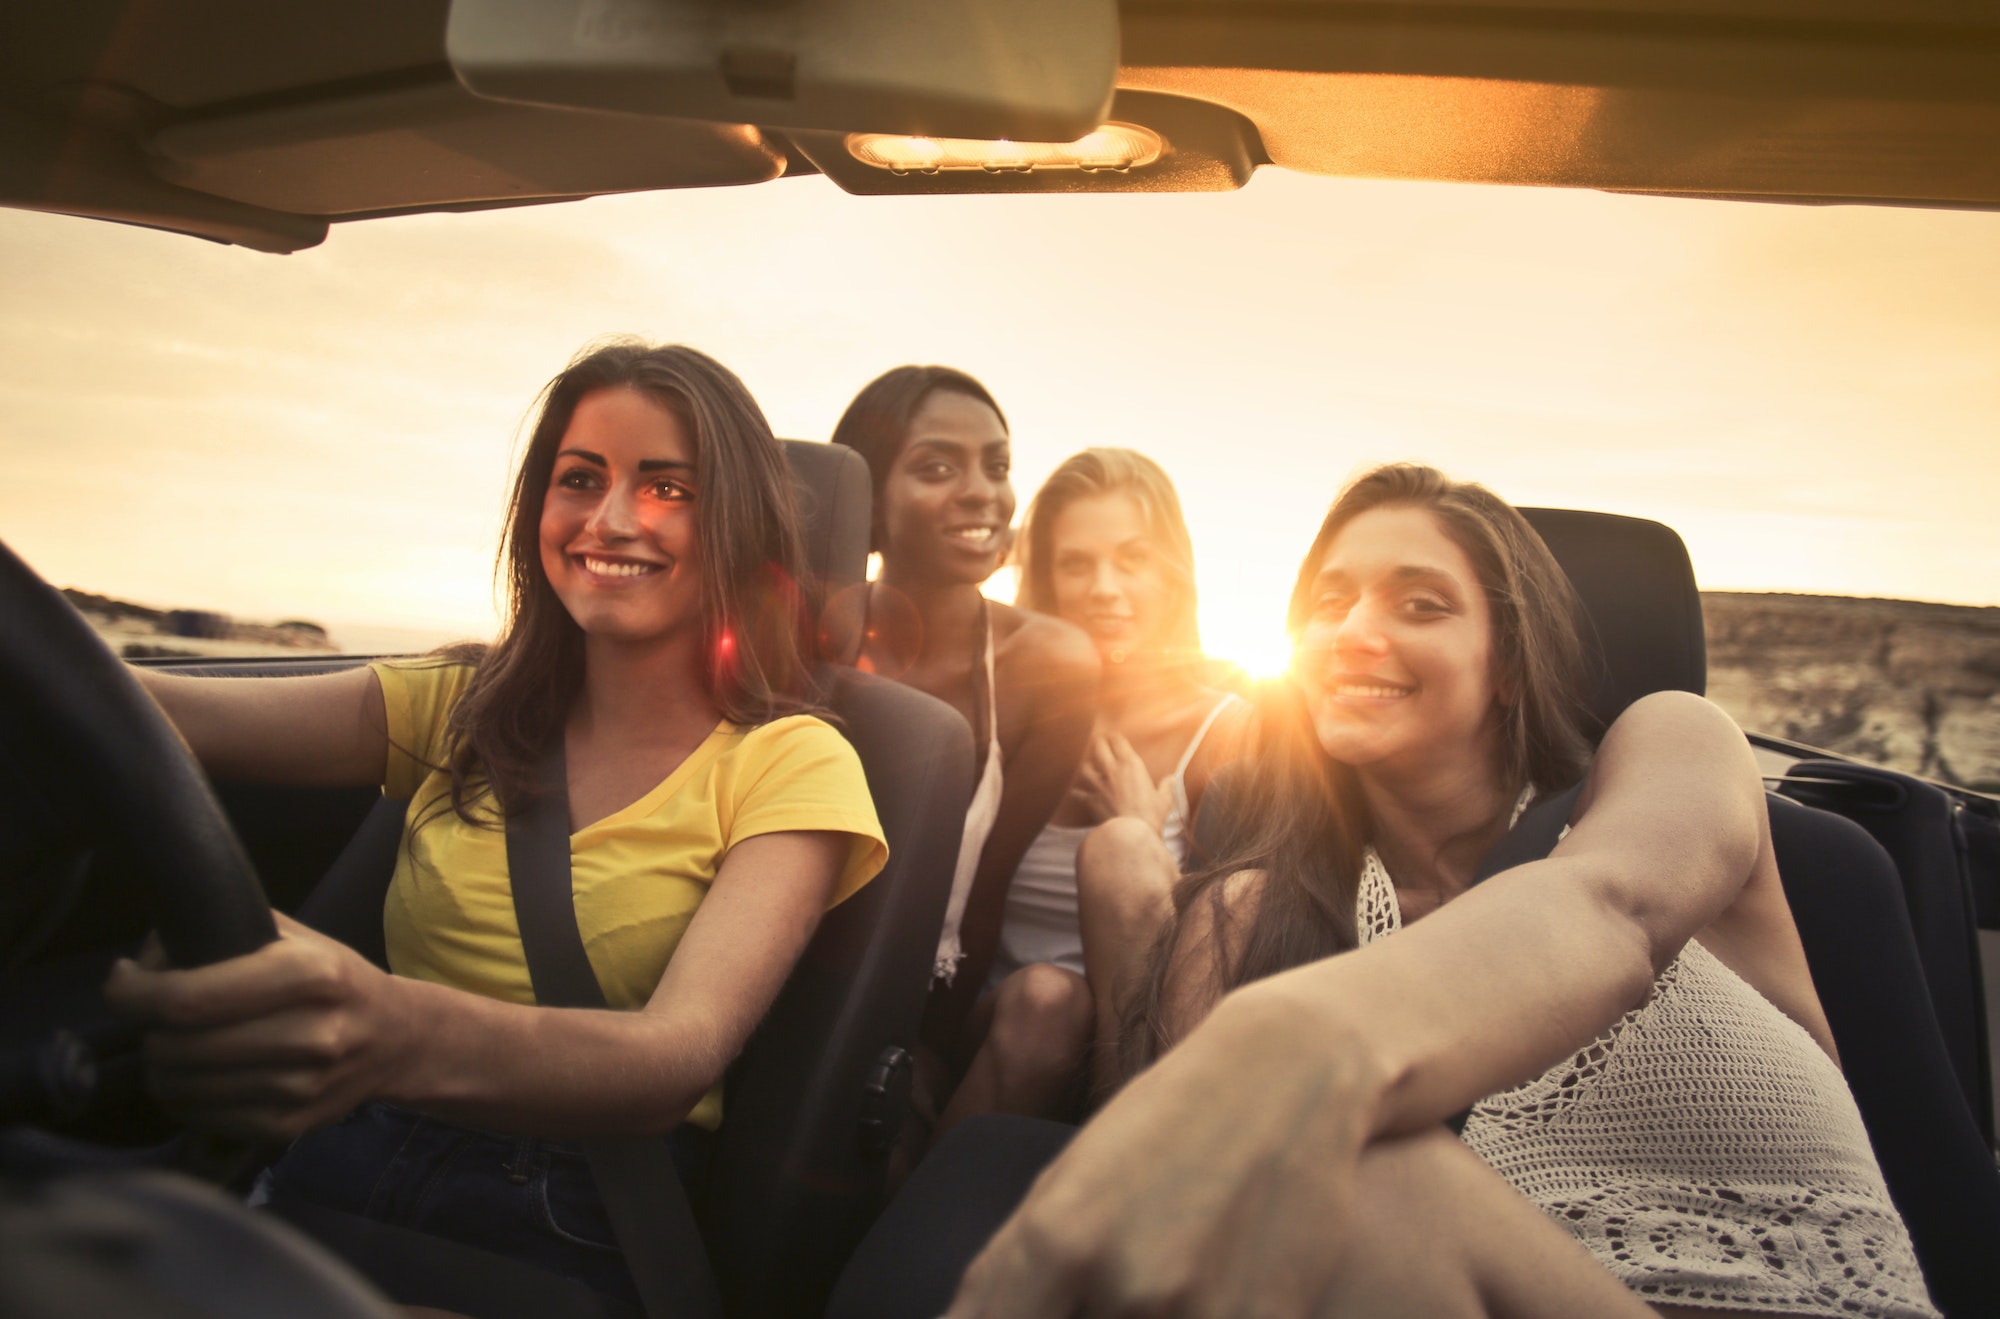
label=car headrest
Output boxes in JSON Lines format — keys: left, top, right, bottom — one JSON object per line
{"left": 1517, "top": 507, "right": 1706, "bottom": 732}
{"left": 780, "top": 439, "right": 871, "bottom": 602}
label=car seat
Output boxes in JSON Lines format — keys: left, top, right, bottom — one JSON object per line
{"left": 1513, "top": 506, "right": 2000, "bottom": 1319}
{"left": 704, "top": 443, "right": 975, "bottom": 1319}
{"left": 298, "top": 440, "right": 975, "bottom": 1319}
{"left": 1774, "top": 759, "right": 1992, "bottom": 1138}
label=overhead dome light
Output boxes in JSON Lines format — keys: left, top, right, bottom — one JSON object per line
{"left": 845, "top": 122, "right": 1164, "bottom": 175}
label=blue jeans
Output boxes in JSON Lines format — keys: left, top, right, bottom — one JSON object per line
{"left": 260, "top": 1101, "right": 713, "bottom": 1306}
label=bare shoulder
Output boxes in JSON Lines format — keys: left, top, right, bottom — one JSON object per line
{"left": 1182, "top": 687, "right": 1255, "bottom": 796}
{"left": 1195, "top": 685, "right": 1254, "bottom": 752}
{"left": 1580, "top": 690, "right": 1763, "bottom": 815}
{"left": 1601, "top": 689, "right": 1749, "bottom": 754}
{"left": 1587, "top": 691, "right": 1761, "bottom": 805}
{"left": 989, "top": 601, "right": 1098, "bottom": 685}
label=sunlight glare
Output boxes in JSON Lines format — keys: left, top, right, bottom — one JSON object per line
{"left": 1198, "top": 595, "right": 1294, "bottom": 679}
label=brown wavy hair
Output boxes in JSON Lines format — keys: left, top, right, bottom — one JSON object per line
{"left": 1122, "top": 463, "right": 1594, "bottom": 1069}
{"left": 1015, "top": 447, "right": 1202, "bottom": 658}
{"left": 438, "top": 339, "right": 815, "bottom": 823}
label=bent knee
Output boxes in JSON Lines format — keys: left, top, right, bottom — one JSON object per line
{"left": 997, "top": 963, "right": 1093, "bottom": 1024}
{"left": 990, "top": 965, "right": 1094, "bottom": 1054}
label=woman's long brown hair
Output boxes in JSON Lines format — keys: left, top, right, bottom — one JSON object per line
{"left": 437, "top": 339, "right": 816, "bottom": 824}
{"left": 1121, "top": 463, "right": 1595, "bottom": 1071}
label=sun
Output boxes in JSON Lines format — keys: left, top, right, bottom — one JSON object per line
{"left": 984, "top": 556, "right": 1297, "bottom": 679}
{"left": 1198, "top": 599, "right": 1294, "bottom": 680}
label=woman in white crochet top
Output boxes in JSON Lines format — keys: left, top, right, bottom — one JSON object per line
{"left": 946, "top": 463, "right": 1937, "bottom": 1319}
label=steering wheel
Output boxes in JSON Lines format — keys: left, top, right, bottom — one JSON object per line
{"left": 0, "top": 536, "right": 276, "bottom": 1127}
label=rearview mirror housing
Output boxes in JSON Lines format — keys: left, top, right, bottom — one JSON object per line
{"left": 446, "top": 0, "right": 1119, "bottom": 142}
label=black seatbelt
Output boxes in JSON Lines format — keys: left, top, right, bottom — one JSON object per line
{"left": 505, "top": 738, "right": 725, "bottom": 1319}
{"left": 1472, "top": 782, "right": 1584, "bottom": 885}
{"left": 1443, "top": 780, "right": 1587, "bottom": 1136}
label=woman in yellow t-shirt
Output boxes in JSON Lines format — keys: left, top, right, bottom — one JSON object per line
{"left": 108, "top": 340, "right": 887, "bottom": 1307}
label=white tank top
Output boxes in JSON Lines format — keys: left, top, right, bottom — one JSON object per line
{"left": 1355, "top": 835, "right": 1939, "bottom": 1318}
{"left": 992, "top": 693, "right": 1241, "bottom": 982}
{"left": 931, "top": 601, "right": 1003, "bottom": 984}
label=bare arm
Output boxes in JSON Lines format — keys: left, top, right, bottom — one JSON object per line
{"left": 949, "top": 690, "right": 1766, "bottom": 1317}
{"left": 1154, "top": 690, "right": 1761, "bottom": 1123}
{"left": 104, "top": 828, "right": 849, "bottom": 1139}
{"left": 133, "top": 664, "right": 388, "bottom": 788}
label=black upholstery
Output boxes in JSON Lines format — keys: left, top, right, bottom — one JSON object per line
{"left": 1764, "top": 793, "right": 2000, "bottom": 1319}
{"left": 1778, "top": 761, "right": 1993, "bottom": 1141}
{"left": 1517, "top": 507, "right": 1705, "bottom": 730}
{"left": 780, "top": 440, "right": 873, "bottom": 606}
{"left": 705, "top": 668, "right": 971, "bottom": 1318}
{"left": 705, "top": 442, "right": 975, "bottom": 1317}
{"left": 822, "top": 1115, "right": 1074, "bottom": 1319}
{"left": 297, "top": 796, "right": 400, "bottom": 969}
{"left": 297, "top": 438, "right": 975, "bottom": 1319}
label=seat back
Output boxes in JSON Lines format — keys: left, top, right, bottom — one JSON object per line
{"left": 704, "top": 668, "right": 971, "bottom": 1318}
{"left": 1764, "top": 792, "right": 2000, "bottom": 1318}
{"left": 1515, "top": 507, "right": 1705, "bottom": 732}
{"left": 778, "top": 438, "right": 873, "bottom": 609}
{"left": 705, "top": 441, "right": 977, "bottom": 1318}
{"left": 1778, "top": 761, "right": 1992, "bottom": 1140}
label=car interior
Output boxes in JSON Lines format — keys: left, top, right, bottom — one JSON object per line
{"left": 3, "top": 3, "right": 1999, "bottom": 1318}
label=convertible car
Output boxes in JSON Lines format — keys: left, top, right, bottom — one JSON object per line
{"left": 2, "top": 3, "right": 1997, "bottom": 1318}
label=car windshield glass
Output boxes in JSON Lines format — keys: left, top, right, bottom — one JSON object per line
{"left": 3, "top": 168, "right": 1997, "bottom": 774}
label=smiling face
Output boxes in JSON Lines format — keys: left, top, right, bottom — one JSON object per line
{"left": 874, "top": 388, "right": 1014, "bottom": 587}
{"left": 538, "top": 386, "right": 704, "bottom": 650}
{"left": 1048, "top": 491, "right": 1176, "bottom": 663}
{"left": 1296, "top": 503, "right": 1502, "bottom": 779}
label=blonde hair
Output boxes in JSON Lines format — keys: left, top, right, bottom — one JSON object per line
{"left": 1016, "top": 447, "right": 1200, "bottom": 655}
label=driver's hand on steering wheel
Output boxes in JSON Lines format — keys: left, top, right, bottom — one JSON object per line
{"left": 104, "top": 912, "right": 418, "bottom": 1142}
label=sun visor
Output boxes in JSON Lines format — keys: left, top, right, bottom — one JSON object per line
{"left": 445, "top": 0, "right": 1119, "bottom": 142}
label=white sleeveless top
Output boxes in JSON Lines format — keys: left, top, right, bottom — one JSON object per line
{"left": 992, "top": 693, "right": 1241, "bottom": 983}
{"left": 933, "top": 603, "right": 1004, "bottom": 984}
{"left": 1355, "top": 839, "right": 1939, "bottom": 1318}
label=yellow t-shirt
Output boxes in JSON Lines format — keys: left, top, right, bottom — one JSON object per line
{"left": 372, "top": 659, "right": 887, "bottom": 1130}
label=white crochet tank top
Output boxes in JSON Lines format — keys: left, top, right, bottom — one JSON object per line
{"left": 1355, "top": 835, "right": 1938, "bottom": 1318}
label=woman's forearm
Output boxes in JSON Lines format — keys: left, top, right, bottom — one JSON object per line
{"left": 1195, "top": 691, "right": 1763, "bottom": 1141}
{"left": 1211, "top": 856, "right": 1662, "bottom": 1142}
{"left": 132, "top": 664, "right": 387, "bottom": 786}
{"left": 380, "top": 976, "right": 727, "bottom": 1137}
{"left": 113, "top": 834, "right": 845, "bottom": 1144}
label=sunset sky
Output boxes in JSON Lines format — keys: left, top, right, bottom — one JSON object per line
{"left": 3, "top": 168, "right": 1996, "bottom": 675}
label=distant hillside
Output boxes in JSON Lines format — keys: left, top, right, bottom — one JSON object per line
{"left": 1703, "top": 592, "right": 2000, "bottom": 793}
{"left": 63, "top": 588, "right": 337, "bottom": 659}
{"left": 56, "top": 585, "right": 2000, "bottom": 791}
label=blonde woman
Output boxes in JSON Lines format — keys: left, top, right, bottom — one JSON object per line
{"left": 941, "top": 448, "right": 1247, "bottom": 1133}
